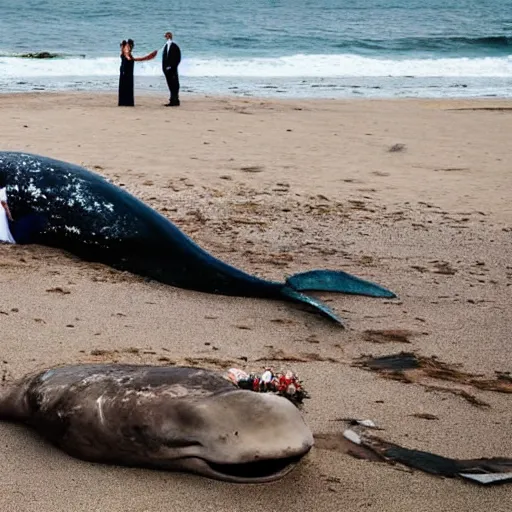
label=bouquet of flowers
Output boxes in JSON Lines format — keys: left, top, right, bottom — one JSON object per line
{"left": 224, "top": 367, "right": 309, "bottom": 407}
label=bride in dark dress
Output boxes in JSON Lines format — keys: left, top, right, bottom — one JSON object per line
{"left": 118, "top": 39, "right": 157, "bottom": 107}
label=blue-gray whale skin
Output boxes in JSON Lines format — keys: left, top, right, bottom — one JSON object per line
{"left": 0, "top": 151, "right": 397, "bottom": 325}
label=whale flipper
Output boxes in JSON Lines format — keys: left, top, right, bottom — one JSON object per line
{"left": 10, "top": 212, "right": 49, "bottom": 244}
{"left": 285, "top": 269, "right": 396, "bottom": 298}
{"left": 280, "top": 286, "right": 345, "bottom": 326}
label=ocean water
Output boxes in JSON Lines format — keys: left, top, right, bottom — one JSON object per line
{"left": 0, "top": 0, "right": 511, "bottom": 98}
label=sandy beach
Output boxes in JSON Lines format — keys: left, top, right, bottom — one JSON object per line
{"left": 0, "top": 92, "right": 511, "bottom": 511}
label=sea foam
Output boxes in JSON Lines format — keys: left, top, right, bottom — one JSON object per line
{"left": 1, "top": 53, "right": 511, "bottom": 78}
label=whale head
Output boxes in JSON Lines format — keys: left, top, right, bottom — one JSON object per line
{"left": 150, "top": 387, "right": 314, "bottom": 483}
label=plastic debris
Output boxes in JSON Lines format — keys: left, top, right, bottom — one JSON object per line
{"left": 459, "top": 472, "right": 512, "bottom": 485}
{"left": 341, "top": 430, "right": 512, "bottom": 486}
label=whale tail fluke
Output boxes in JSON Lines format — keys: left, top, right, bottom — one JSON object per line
{"left": 280, "top": 287, "right": 345, "bottom": 326}
{"left": 285, "top": 269, "right": 396, "bottom": 298}
{"left": 279, "top": 269, "right": 397, "bottom": 326}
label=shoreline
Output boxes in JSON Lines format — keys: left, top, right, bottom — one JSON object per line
{"left": 2, "top": 74, "right": 512, "bottom": 100}
{"left": 3, "top": 89, "right": 512, "bottom": 103}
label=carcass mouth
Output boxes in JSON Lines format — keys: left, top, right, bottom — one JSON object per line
{"left": 184, "top": 449, "right": 311, "bottom": 483}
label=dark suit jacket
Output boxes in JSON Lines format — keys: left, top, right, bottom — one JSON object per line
{"left": 162, "top": 42, "right": 181, "bottom": 72}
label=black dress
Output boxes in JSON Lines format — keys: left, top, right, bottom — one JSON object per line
{"left": 118, "top": 54, "right": 134, "bottom": 106}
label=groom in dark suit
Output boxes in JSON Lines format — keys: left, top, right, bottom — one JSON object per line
{"left": 162, "top": 31, "right": 181, "bottom": 107}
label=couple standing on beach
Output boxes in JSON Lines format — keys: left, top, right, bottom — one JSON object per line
{"left": 118, "top": 31, "right": 181, "bottom": 108}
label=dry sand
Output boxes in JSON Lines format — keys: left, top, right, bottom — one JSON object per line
{"left": 0, "top": 92, "right": 511, "bottom": 511}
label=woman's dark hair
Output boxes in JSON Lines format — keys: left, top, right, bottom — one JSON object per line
{"left": 127, "top": 39, "right": 134, "bottom": 48}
